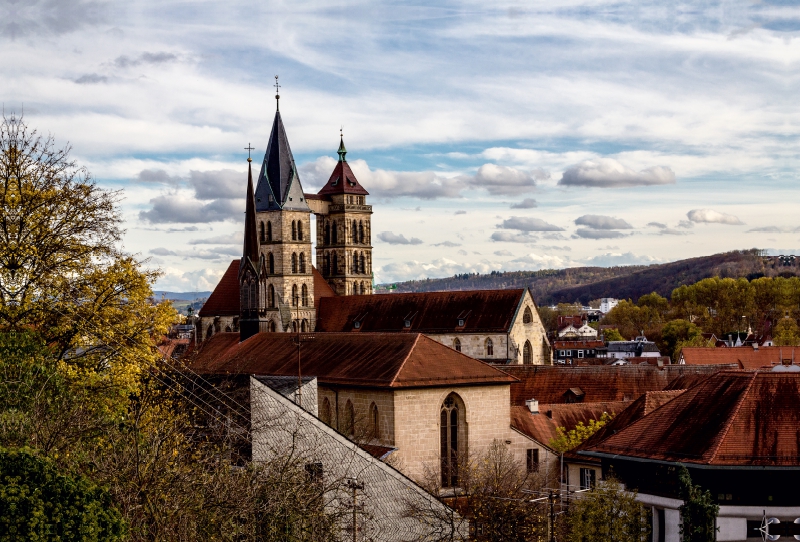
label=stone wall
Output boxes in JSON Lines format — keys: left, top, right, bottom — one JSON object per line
{"left": 508, "top": 290, "right": 551, "bottom": 365}
{"left": 427, "top": 333, "right": 509, "bottom": 362}
{"left": 317, "top": 387, "right": 396, "bottom": 446}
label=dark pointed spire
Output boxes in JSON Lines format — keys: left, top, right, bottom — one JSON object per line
{"left": 242, "top": 157, "right": 259, "bottom": 264}
{"left": 254, "top": 110, "right": 310, "bottom": 212}
{"left": 338, "top": 131, "right": 347, "bottom": 162}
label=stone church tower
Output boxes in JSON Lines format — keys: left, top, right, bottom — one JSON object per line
{"left": 312, "top": 136, "right": 373, "bottom": 296}
{"left": 240, "top": 101, "right": 315, "bottom": 339}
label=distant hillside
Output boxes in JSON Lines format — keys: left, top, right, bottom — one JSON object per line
{"left": 153, "top": 291, "right": 211, "bottom": 301}
{"left": 381, "top": 250, "right": 798, "bottom": 304}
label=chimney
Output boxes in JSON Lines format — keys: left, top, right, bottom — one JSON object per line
{"left": 525, "top": 398, "right": 539, "bottom": 414}
{"left": 753, "top": 343, "right": 759, "bottom": 351}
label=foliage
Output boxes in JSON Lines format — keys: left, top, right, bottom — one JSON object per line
{"left": 773, "top": 317, "right": 800, "bottom": 346}
{"left": 0, "top": 447, "right": 124, "bottom": 542}
{"left": 678, "top": 466, "right": 719, "bottom": 542}
{"left": 567, "top": 477, "right": 650, "bottom": 542}
{"left": 661, "top": 319, "right": 703, "bottom": 362}
{"left": 601, "top": 295, "right": 670, "bottom": 345}
{"left": 602, "top": 328, "right": 626, "bottom": 342}
{"left": 549, "top": 413, "right": 613, "bottom": 453}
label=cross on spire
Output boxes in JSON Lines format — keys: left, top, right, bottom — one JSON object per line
{"left": 274, "top": 75, "right": 281, "bottom": 111}
{"left": 244, "top": 143, "right": 255, "bottom": 162}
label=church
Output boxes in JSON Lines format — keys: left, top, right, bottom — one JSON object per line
{"left": 197, "top": 92, "right": 551, "bottom": 365}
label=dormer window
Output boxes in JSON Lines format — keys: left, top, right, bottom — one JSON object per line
{"left": 458, "top": 318, "right": 465, "bottom": 327}
{"left": 354, "top": 321, "right": 361, "bottom": 329}
{"left": 331, "top": 176, "right": 339, "bottom": 186}
{"left": 404, "top": 320, "right": 411, "bottom": 328}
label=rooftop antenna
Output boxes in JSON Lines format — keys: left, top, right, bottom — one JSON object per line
{"left": 274, "top": 75, "right": 281, "bottom": 111}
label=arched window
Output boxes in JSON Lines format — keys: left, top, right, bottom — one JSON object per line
{"left": 268, "top": 284, "right": 275, "bottom": 308}
{"left": 360, "top": 253, "right": 365, "bottom": 274}
{"left": 324, "top": 222, "right": 330, "bottom": 245}
{"left": 266, "top": 221, "right": 272, "bottom": 241}
{"left": 268, "top": 253, "right": 275, "bottom": 275}
{"left": 206, "top": 325, "right": 213, "bottom": 339}
{"left": 352, "top": 220, "right": 358, "bottom": 243}
{"left": 302, "top": 284, "right": 308, "bottom": 307}
{"left": 486, "top": 338, "right": 494, "bottom": 357}
{"left": 523, "top": 306, "right": 533, "bottom": 324}
{"left": 292, "top": 320, "right": 297, "bottom": 332}
{"left": 292, "top": 220, "right": 297, "bottom": 240}
{"left": 324, "top": 252, "right": 330, "bottom": 275}
{"left": 454, "top": 338, "right": 461, "bottom": 352}
{"left": 332, "top": 220, "right": 338, "bottom": 244}
{"left": 297, "top": 220, "right": 303, "bottom": 240}
{"left": 333, "top": 252, "right": 338, "bottom": 274}
{"left": 321, "top": 398, "right": 331, "bottom": 425}
{"left": 241, "top": 282, "right": 249, "bottom": 310}
{"left": 345, "top": 400, "right": 355, "bottom": 436}
{"left": 370, "top": 403, "right": 379, "bottom": 439}
{"left": 225, "top": 325, "right": 231, "bottom": 332}
{"left": 523, "top": 340, "right": 533, "bottom": 365}
{"left": 268, "top": 320, "right": 276, "bottom": 332}
{"left": 353, "top": 252, "right": 358, "bottom": 274}
{"left": 299, "top": 253, "right": 306, "bottom": 273}
{"left": 291, "top": 253, "right": 298, "bottom": 273}
{"left": 441, "top": 393, "right": 462, "bottom": 487}
{"left": 292, "top": 284, "right": 298, "bottom": 306}
{"left": 259, "top": 222, "right": 265, "bottom": 242}
{"left": 301, "top": 319, "right": 307, "bottom": 332}
{"left": 359, "top": 221, "right": 364, "bottom": 244}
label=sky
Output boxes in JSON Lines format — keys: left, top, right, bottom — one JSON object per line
{"left": 3, "top": 0, "right": 800, "bottom": 291}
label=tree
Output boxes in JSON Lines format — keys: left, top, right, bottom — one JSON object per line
{"left": 550, "top": 413, "right": 612, "bottom": 453}
{"left": 661, "top": 319, "right": 703, "bottom": 362}
{"left": 0, "top": 447, "right": 125, "bottom": 542}
{"left": 678, "top": 466, "right": 719, "bottom": 542}
{"left": 773, "top": 317, "right": 800, "bottom": 346}
{"left": 567, "top": 477, "right": 650, "bottom": 542}
{"left": 603, "top": 328, "right": 626, "bottom": 342}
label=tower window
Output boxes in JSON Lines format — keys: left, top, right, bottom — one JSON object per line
{"left": 292, "top": 284, "right": 298, "bottom": 306}
{"left": 324, "top": 222, "right": 331, "bottom": 245}
{"left": 268, "top": 253, "right": 274, "bottom": 275}
{"left": 359, "top": 221, "right": 364, "bottom": 244}
{"left": 332, "top": 220, "right": 338, "bottom": 244}
{"left": 353, "top": 252, "right": 358, "bottom": 274}
{"left": 268, "top": 285, "right": 275, "bottom": 308}
{"left": 291, "top": 253, "right": 298, "bottom": 273}
{"left": 523, "top": 340, "right": 532, "bottom": 365}
{"left": 352, "top": 219, "right": 358, "bottom": 244}
{"left": 302, "top": 283, "right": 308, "bottom": 306}
{"left": 333, "top": 252, "right": 338, "bottom": 274}
{"left": 360, "top": 252, "right": 365, "bottom": 274}
{"left": 259, "top": 221, "right": 265, "bottom": 243}
{"left": 297, "top": 221, "right": 303, "bottom": 241}
{"left": 266, "top": 221, "right": 272, "bottom": 241}
{"left": 299, "top": 253, "right": 306, "bottom": 274}
{"left": 292, "top": 221, "right": 297, "bottom": 241}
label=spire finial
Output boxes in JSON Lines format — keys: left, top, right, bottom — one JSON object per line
{"left": 274, "top": 75, "right": 281, "bottom": 111}
{"left": 245, "top": 142, "right": 254, "bottom": 162}
{"left": 337, "top": 126, "right": 347, "bottom": 162}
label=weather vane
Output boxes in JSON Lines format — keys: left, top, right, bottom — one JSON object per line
{"left": 245, "top": 143, "right": 255, "bottom": 162}
{"left": 274, "top": 75, "right": 281, "bottom": 110}
{"left": 340, "top": 125, "right": 343, "bottom": 139}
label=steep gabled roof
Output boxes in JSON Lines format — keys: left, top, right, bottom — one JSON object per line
{"left": 511, "top": 401, "right": 630, "bottom": 449}
{"left": 316, "top": 137, "right": 369, "bottom": 196}
{"left": 584, "top": 371, "right": 800, "bottom": 466}
{"left": 681, "top": 346, "right": 800, "bottom": 370}
{"left": 255, "top": 111, "right": 310, "bottom": 212}
{"left": 198, "top": 260, "right": 240, "bottom": 317}
{"left": 189, "top": 332, "right": 517, "bottom": 389}
{"left": 316, "top": 289, "right": 525, "bottom": 333}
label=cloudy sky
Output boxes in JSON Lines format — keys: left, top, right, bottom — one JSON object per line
{"left": 4, "top": 0, "right": 800, "bottom": 291}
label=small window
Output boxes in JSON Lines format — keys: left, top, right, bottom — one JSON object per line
{"left": 370, "top": 403, "right": 379, "bottom": 440}
{"left": 292, "top": 221, "right": 297, "bottom": 240}
{"left": 266, "top": 221, "right": 272, "bottom": 241}
{"left": 523, "top": 306, "right": 533, "bottom": 324}
{"left": 297, "top": 221, "right": 304, "bottom": 240}
{"left": 458, "top": 318, "right": 465, "bottom": 327}
{"left": 559, "top": 350, "right": 565, "bottom": 357}
{"left": 404, "top": 319, "right": 411, "bottom": 328}
{"left": 578, "top": 350, "right": 584, "bottom": 358}
{"left": 526, "top": 449, "right": 539, "bottom": 473}
{"left": 580, "top": 468, "right": 596, "bottom": 490}
{"left": 523, "top": 341, "right": 532, "bottom": 365}
{"left": 486, "top": 338, "right": 493, "bottom": 356}
{"left": 354, "top": 321, "right": 361, "bottom": 329}
{"left": 454, "top": 338, "right": 461, "bottom": 352}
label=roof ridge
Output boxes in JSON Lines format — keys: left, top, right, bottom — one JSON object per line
{"left": 389, "top": 333, "right": 422, "bottom": 387}
{"left": 706, "top": 372, "right": 758, "bottom": 464}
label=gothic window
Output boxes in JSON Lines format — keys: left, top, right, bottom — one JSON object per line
{"left": 370, "top": 402, "right": 379, "bottom": 439}
{"left": 292, "top": 220, "right": 297, "bottom": 240}
{"left": 453, "top": 338, "right": 461, "bottom": 352}
{"left": 441, "top": 394, "right": 462, "bottom": 487}
{"left": 299, "top": 253, "right": 306, "bottom": 273}
{"left": 268, "top": 285, "right": 275, "bottom": 308}
{"left": 333, "top": 253, "right": 338, "bottom": 274}
{"left": 206, "top": 325, "right": 213, "bottom": 339}
{"left": 324, "top": 252, "right": 330, "bottom": 275}
{"left": 250, "top": 279, "right": 257, "bottom": 310}
{"left": 259, "top": 222, "right": 265, "bottom": 242}
{"left": 332, "top": 220, "right": 338, "bottom": 244}
{"left": 345, "top": 400, "right": 355, "bottom": 436}
{"left": 523, "top": 340, "right": 533, "bottom": 365}
{"left": 360, "top": 253, "right": 365, "bottom": 274}
{"left": 353, "top": 252, "right": 358, "bottom": 274}
{"left": 324, "top": 222, "right": 330, "bottom": 245}
{"left": 321, "top": 398, "right": 331, "bottom": 425}
{"left": 486, "top": 338, "right": 494, "bottom": 357}
{"left": 268, "top": 253, "right": 274, "bottom": 275}
{"left": 359, "top": 221, "right": 364, "bottom": 244}
{"left": 301, "top": 284, "right": 308, "bottom": 307}
{"left": 291, "top": 253, "right": 298, "bottom": 273}
{"left": 292, "top": 320, "right": 298, "bottom": 332}
{"left": 224, "top": 326, "right": 231, "bottom": 332}
{"left": 268, "top": 320, "right": 276, "bottom": 332}
{"left": 241, "top": 282, "right": 249, "bottom": 310}
{"left": 352, "top": 220, "right": 358, "bottom": 243}
{"left": 523, "top": 306, "right": 533, "bottom": 324}
{"left": 292, "top": 284, "right": 298, "bottom": 306}
{"left": 266, "top": 221, "right": 272, "bottom": 241}
{"left": 301, "top": 319, "right": 307, "bottom": 332}
{"left": 297, "top": 221, "right": 303, "bottom": 240}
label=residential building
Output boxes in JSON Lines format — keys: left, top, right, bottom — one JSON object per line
{"left": 599, "top": 298, "right": 619, "bottom": 314}
{"left": 556, "top": 315, "right": 598, "bottom": 339}
{"left": 552, "top": 340, "right": 605, "bottom": 365}
{"left": 580, "top": 368, "right": 800, "bottom": 542}
{"left": 606, "top": 336, "right": 661, "bottom": 360}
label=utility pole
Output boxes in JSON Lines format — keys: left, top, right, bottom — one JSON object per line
{"left": 549, "top": 490, "right": 557, "bottom": 542}
{"left": 347, "top": 478, "right": 365, "bottom": 542}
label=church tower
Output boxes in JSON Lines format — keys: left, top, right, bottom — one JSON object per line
{"left": 251, "top": 92, "right": 315, "bottom": 332}
{"left": 315, "top": 135, "right": 373, "bottom": 296}
{"left": 239, "top": 156, "right": 266, "bottom": 341}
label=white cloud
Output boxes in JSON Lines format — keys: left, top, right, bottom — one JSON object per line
{"left": 574, "top": 214, "right": 633, "bottom": 230}
{"left": 460, "top": 164, "right": 547, "bottom": 195}
{"left": 490, "top": 232, "right": 537, "bottom": 243}
{"left": 510, "top": 198, "right": 538, "bottom": 209}
{"left": 155, "top": 266, "right": 228, "bottom": 291}
{"left": 573, "top": 228, "right": 629, "bottom": 240}
{"left": 509, "top": 252, "right": 570, "bottom": 270}
{"left": 432, "top": 240, "right": 461, "bottom": 247}
{"left": 377, "top": 231, "right": 423, "bottom": 245}
{"left": 494, "top": 249, "right": 513, "bottom": 256}
{"left": 687, "top": 209, "right": 744, "bottom": 225}
{"left": 582, "top": 252, "right": 660, "bottom": 266}
{"left": 559, "top": 158, "right": 676, "bottom": 188}
{"left": 188, "top": 232, "right": 241, "bottom": 245}
{"left": 378, "top": 258, "right": 502, "bottom": 283}
{"left": 498, "top": 216, "right": 564, "bottom": 232}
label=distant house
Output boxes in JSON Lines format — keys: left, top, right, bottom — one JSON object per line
{"left": 580, "top": 369, "right": 800, "bottom": 542}
{"left": 606, "top": 336, "right": 661, "bottom": 360}
{"left": 599, "top": 298, "right": 619, "bottom": 314}
{"left": 553, "top": 340, "right": 605, "bottom": 365}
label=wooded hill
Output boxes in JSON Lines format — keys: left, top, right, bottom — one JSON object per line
{"left": 382, "top": 250, "right": 799, "bottom": 305}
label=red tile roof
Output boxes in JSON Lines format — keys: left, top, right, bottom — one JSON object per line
{"left": 199, "top": 260, "right": 335, "bottom": 318}
{"left": 316, "top": 289, "right": 525, "bottom": 333}
{"left": 511, "top": 401, "right": 630, "bottom": 449}
{"left": 198, "top": 260, "right": 240, "bottom": 317}
{"left": 681, "top": 346, "right": 800, "bottom": 370}
{"left": 504, "top": 365, "right": 726, "bottom": 405}
{"left": 585, "top": 371, "right": 800, "bottom": 466}
{"left": 316, "top": 158, "right": 369, "bottom": 196}
{"left": 188, "top": 332, "right": 517, "bottom": 389}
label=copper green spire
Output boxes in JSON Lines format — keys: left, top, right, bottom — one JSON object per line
{"left": 338, "top": 128, "right": 347, "bottom": 162}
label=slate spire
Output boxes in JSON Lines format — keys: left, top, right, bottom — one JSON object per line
{"left": 254, "top": 109, "right": 310, "bottom": 213}
{"left": 242, "top": 157, "right": 259, "bottom": 265}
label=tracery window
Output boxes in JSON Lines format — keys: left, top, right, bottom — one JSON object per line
{"left": 370, "top": 403, "right": 379, "bottom": 440}
{"left": 486, "top": 338, "right": 494, "bottom": 357}
{"left": 523, "top": 307, "right": 533, "bottom": 324}
{"left": 453, "top": 338, "right": 461, "bottom": 352}
{"left": 523, "top": 340, "right": 533, "bottom": 365}
{"left": 441, "top": 394, "right": 462, "bottom": 487}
